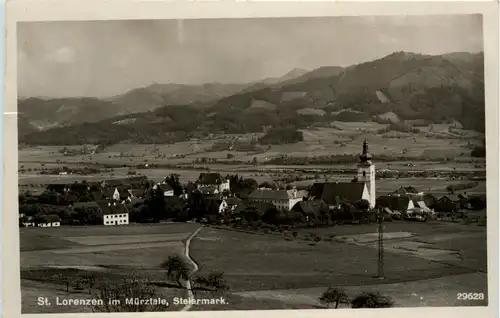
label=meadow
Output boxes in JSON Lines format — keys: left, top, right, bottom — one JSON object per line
{"left": 20, "top": 223, "right": 200, "bottom": 313}
{"left": 19, "top": 122, "right": 484, "bottom": 165}
{"left": 19, "top": 218, "right": 488, "bottom": 311}
{"left": 190, "top": 221, "right": 488, "bottom": 308}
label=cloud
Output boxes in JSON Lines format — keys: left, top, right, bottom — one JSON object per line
{"left": 46, "top": 47, "right": 76, "bottom": 64}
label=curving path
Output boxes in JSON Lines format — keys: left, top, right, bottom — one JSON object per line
{"left": 181, "top": 226, "right": 203, "bottom": 311}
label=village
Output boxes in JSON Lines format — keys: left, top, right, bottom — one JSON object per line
{"left": 18, "top": 141, "right": 487, "bottom": 229}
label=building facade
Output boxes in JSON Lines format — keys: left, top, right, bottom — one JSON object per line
{"left": 102, "top": 202, "right": 130, "bottom": 226}
{"left": 197, "top": 173, "right": 230, "bottom": 193}
{"left": 248, "top": 188, "right": 303, "bottom": 211}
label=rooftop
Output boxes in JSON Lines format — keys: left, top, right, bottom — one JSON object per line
{"left": 198, "top": 173, "right": 226, "bottom": 185}
{"left": 248, "top": 189, "right": 301, "bottom": 200}
{"left": 309, "top": 182, "right": 366, "bottom": 205}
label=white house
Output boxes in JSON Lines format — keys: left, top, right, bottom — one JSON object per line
{"left": 103, "top": 202, "right": 129, "bottom": 226}
{"left": 247, "top": 188, "right": 303, "bottom": 211}
{"left": 218, "top": 200, "right": 229, "bottom": 214}
{"left": 162, "top": 183, "right": 175, "bottom": 197}
{"left": 112, "top": 188, "right": 121, "bottom": 201}
{"left": 35, "top": 215, "right": 61, "bottom": 227}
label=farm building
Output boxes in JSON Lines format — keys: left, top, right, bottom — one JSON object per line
{"left": 290, "top": 199, "right": 329, "bottom": 219}
{"left": 248, "top": 188, "right": 303, "bottom": 211}
{"left": 412, "top": 200, "right": 432, "bottom": 213}
{"left": 204, "top": 197, "right": 229, "bottom": 214}
{"left": 45, "top": 183, "right": 70, "bottom": 194}
{"left": 225, "top": 196, "right": 242, "bottom": 212}
{"left": 309, "top": 182, "right": 370, "bottom": 209}
{"left": 199, "top": 185, "right": 219, "bottom": 196}
{"left": 101, "top": 176, "right": 149, "bottom": 189}
{"left": 389, "top": 186, "right": 421, "bottom": 196}
{"left": 34, "top": 214, "right": 61, "bottom": 227}
{"left": 127, "top": 188, "right": 146, "bottom": 199}
{"left": 19, "top": 215, "right": 35, "bottom": 227}
{"left": 197, "top": 173, "right": 230, "bottom": 193}
{"left": 377, "top": 195, "right": 415, "bottom": 213}
{"left": 159, "top": 183, "right": 174, "bottom": 196}
{"left": 234, "top": 202, "right": 277, "bottom": 221}
{"left": 435, "top": 195, "right": 461, "bottom": 212}
{"left": 101, "top": 202, "right": 129, "bottom": 226}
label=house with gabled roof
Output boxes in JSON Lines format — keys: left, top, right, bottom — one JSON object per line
{"left": 45, "top": 183, "right": 70, "bottom": 194}
{"left": 389, "top": 186, "right": 421, "bottom": 196}
{"left": 377, "top": 195, "right": 415, "bottom": 212}
{"left": 100, "top": 202, "right": 130, "bottom": 226}
{"left": 435, "top": 194, "right": 461, "bottom": 212}
{"left": 197, "top": 173, "right": 230, "bottom": 193}
{"left": 233, "top": 201, "right": 276, "bottom": 220}
{"left": 248, "top": 188, "right": 303, "bottom": 211}
{"left": 128, "top": 188, "right": 146, "bottom": 199}
{"left": 34, "top": 214, "right": 61, "bottom": 227}
{"left": 225, "top": 196, "right": 242, "bottom": 212}
{"left": 68, "top": 182, "right": 91, "bottom": 194}
{"left": 291, "top": 199, "right": 329, "bottom": 220}
{"left": 309, "top": 182, "right": 369, "bottom": 209}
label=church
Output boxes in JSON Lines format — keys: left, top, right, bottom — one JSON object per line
{"left": 309, "top": 140, "right": 376, "bottom": 209}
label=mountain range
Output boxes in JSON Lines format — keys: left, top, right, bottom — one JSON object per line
{"left": 19, "top": 51, "right": 485, "bottom": 146}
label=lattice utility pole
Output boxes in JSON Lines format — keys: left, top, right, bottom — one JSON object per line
{"left": 377, "top": 208, "right": 385, "bottom": 279}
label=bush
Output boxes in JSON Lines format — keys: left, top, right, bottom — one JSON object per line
{"left": 91, "top": 275, "right": 170, "bottom": 312}
{"left": 351, "top": 292, "right": 394, "bottom": 308}
{"left": 319, "top": 287, "right": 349, "bottom": 308}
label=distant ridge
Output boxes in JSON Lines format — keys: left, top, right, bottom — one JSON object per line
{"left": 20, "top": 51, "right": 485, "bottom": 145}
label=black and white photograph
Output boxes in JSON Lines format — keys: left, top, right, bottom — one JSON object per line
{"left": 4, "top": 2, "right": 498, "bottom": 316}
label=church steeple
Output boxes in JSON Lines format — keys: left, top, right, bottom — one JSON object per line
{"left": 357, "top": 139, "right": 376, "bottom": 209}
{"left": 359, "top": 139, "right": 372, "bottom": 163}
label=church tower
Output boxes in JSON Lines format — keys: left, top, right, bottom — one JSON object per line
{"left": 357, "top": 139, "right": 376, "bottom": 208}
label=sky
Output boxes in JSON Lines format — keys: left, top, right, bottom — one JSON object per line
{"left": 17, "top": 14, "right": 483, "bottom": 98}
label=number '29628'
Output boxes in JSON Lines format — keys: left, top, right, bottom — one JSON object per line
{"left": 457, "top": 293, "right": 485, "bottom": 300}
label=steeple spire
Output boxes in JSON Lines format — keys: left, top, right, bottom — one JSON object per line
{"left": 359, "top": 139, "right": 372, "bottom": 163}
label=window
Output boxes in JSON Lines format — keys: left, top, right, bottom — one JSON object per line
{"left": 363, "top": 171, "right": 366, "bottom": 177}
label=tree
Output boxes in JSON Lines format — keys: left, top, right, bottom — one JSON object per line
{"left": 165, "top": 174, "right": 183, "bottom": 196}
{"left": 319, "top": 287, "right": 349, "bottom": 308}
{"left": 145, "top": 185, "right": 167, "bottom": 222}
{"left": 355, "top": 199, "right": 370, "bottom": 211}
{"left": 313, "top": 235, "right": 322, "bottom": 245}
{"left": 258, "top": 181, "right": 275, "bottom": 189}
{"left": 80, "top": 273, "right": 96, "bottom": 294}
{"left": 164, "top": 196, "right": 184, "bottom": 220}
{"left": 52, "top": 273, "right": 70, "bottom": 292}
{"left": 351, "top": 292, "right": 394, "bottom": 308}
{"left": 91, "top": 276, "right": 169, "bottom": 312}
{"left": 193, "top": 271, "right": 229, "bottom": 296}
{"left": 160, "top": 255, "right": 190, "bottom": 288}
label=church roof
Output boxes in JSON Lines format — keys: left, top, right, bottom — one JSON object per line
{"left": 309, "top": 182, "right": 366, "bottom": 205}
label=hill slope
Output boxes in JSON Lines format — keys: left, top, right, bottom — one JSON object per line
{"left": 21, "top": 51, "right": 485, "bottom": 146}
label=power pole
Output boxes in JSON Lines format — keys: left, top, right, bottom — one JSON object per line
{"left": 377, "top": 208, "right": 385, "bottom": 279}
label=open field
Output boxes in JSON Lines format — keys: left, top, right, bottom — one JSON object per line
{"left": 190, "top": 222, "right": 487, "bottom": 308}
{"left": 231, "top": 272, "right": 487, "bottom": 308}
{"left": 19, "top": 219, "right": 488, "bottom": 311}
{"left": 19, "top": 124, "right": 484, "bottom": 165}
{"left": 20, "top": 223, "right": 200, "bottom": 313}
